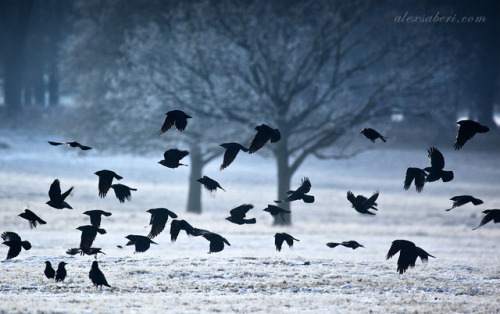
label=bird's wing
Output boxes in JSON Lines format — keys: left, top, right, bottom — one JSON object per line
{"left": 60, "top": 186, "right": 74, "bottom": 201}
{"left": 270, "top": 128, "right": 281, "bottom": 143}
{"left": 111, "top": 184, "right": 135, "bottom": 203}
{"left": 48, "top": 179, "right": 62, "bottom": 200}
{"left": 79, "top": 228, "right": 97, "bottom": 249}
{"left": 170, "top": 220, "right": 182, "bottom": 242}
{"left": 48, "top": 141, "right": 64, "bottom": 146}
{"left": 220, "top": 146, "right": 239, "bottom": 170}
{"left": 346, "top": 191, "right": 356, "bottom": 204}
{"left": 296, "top": 177, "right": 311, "bottom": 194}
{"left": 284, "top": 236, "right": 295, "bottom": 248}
{"left": 173, "top": 111, "right": 190, "bottom": 131}
{"left": 326, "top": 242, "right": 340, "bottom": 248}
{"left": 404, "top": 168, "right": 417, "bottom": 190}
{"left": 97, "top": 174, "right": 113, "bottom": 198}
{"left": 274, "top": 234, "right": 284, "bottom": 251}
{"left": 473, "top": 210, "right": 498, "bottom": 230}
{"left": 1, "top": 231, "right": 21, "bottom": 242}
{"left": 148, "top": 211, "right": 168, "bottom": 239}
{"left": 230, "top": 204, "right": 254, "bottom": 218}
{"left": 248, "top": 129, "right": 269, "bottom": 153}
{"left": 385, "top": 240, "right": 403, "bottom": 260}
{"left": 4, "top": 243, "right": 22, "bottom": 260}
{"left": 363, "top": 191, "right": 379, "bottom": 208}
{"left": 454, "top": 122, "right": 475, "bottom": 150}
{"left": 159, "top": 113, "right": 175, "bottom": 134}
{"left": 428, "top": 147, "right": 445, "bottom": 170}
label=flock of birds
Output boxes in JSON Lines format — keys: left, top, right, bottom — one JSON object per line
{"left": 2, "top": 110, "right": 499, "bottom": 289}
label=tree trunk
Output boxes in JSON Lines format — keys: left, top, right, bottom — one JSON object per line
{"left": 186, "top": 144, "right": 203, "bottom": 214}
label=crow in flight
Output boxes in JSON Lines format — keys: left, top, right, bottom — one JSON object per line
{"left": 248, "top": 124, "right": 281, "bottom": 154}
{"left": 122, "top": 235, "right": 157, "bottom": 253}
{"left": 18, "top": 209, "right": 46, "bottom": 229}
{"left": 275, "top": 177, "right": 314, "bottom": 203}
{"left": 44, "top": 261, "right": 55, "bottom": 279}
{"left": 170, "top": 219, "right": 195, "bottom": 242}
{"left": 226, "top": 204, "right": 256, "bottom": 225}
{"left": 66, "top": 247, "right": 106, "bottom": 259}
{"left": 83, "top": 210, "right": 112, "bottom": 228}
{"left": 158, "top": 110, "right": 192, "bottom": 134}
{"left": 404, "top": 167, "right": 427, "bottom": 193}
{"left": 77, "top": 225, "right": 106, "bottom": 249}
{"left": 147, "top": 208, "right": 178, "bottom": 239}
{"left": 424, "top": 147, "right": 454, "bottom": 183}
{"left": 274, "top": 233, "right": 299, "bottom": 252}
{"left": 347, "top": 190, "right": 379, "bottom": 215}
{"left": 95, "top": 170, "right": 122, "bottom": 198}
{"left": 360, "top": 128, "right": 387, "bottom": 143}
{"left": 46, "top": 179, "right": 74, "bottom": 209}
{"left": 263, "top": 204, "right": 291, "bottom": 222}
{"left": 193, "top": 230, "right": 230, "bottom": 253}
{"left": 55, "top": 262, "right": 67, "bottom": 282}
{"left": 386, "top": 239, "right": 435, "bottom": 274}
{"left": 48, "top": 141, "right": 92, "bottom": 150}
{"left": 326, "top": 241, "right": 365, "bottom": 250}
{"left": 454, "top": 120, "right": 489, "bottom": 150}
{"left": 89, "top": 261, "right": 111, "bottom": 288}
{"left": 1, "top": 231, "right": 31, "bottom": 260}
{"left": 472, "top": 209, "right": 500, "bottom": 230}
{"left": 197, "top": 176, "right": 225, "bottom": 193}
{"left": 219, "top": 142, "right": 249, "bottom": 170}
{"left": 110, "top": 184, "right": 137, "bottom": 203}
{"left": 159, "top": 149, "right": 189, "bottom": 168}
{"left": 446, "top": 195, "right": 483, "bottom": 211}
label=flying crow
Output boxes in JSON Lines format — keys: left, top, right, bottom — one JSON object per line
{"left": 263, "top": 204, "right": 291, "bottom": 222}
{"left": 274, "top": 233, "right": 299, "bottom": 251}
{"left": 159, "top": 149, "right": 189, "bottom": 168}
{"left": 197, "top": 176, "right": 225, "bottom": 194}
{"left": 454, "top": 120, "right": 489, "bottom": 150}
{"left": 147, "top": 208, "right": 178, "bottom": 239}
{"left": 446, "top": 195, "right": 483, "bottom": 211}
{"left": 1, "top": 231, "right": 31, "bottom": 260}
{"left": 248, "top": 124, "right": 281, "bottom": 154}
{"left": 83, "top": 210, "right": 112, "bottom": 228}
{"left": 360, "top": 128, "right": 387, "bottom": 143}
{"left": 219, "top": 142, "right": 248, "bottom": 170}
{"left": 95, "top": 170, "right": 122, "bottom": 198}
{"left": 326, "top": 241, "right": 365, "bottom": 249}
{"left": 48, "top": 141, "right": 92, "bottom": 150}
{"left": 158, "top": 110, "right": 192, "bottom": 134}
{"left": 472, "top": 209, "right": 500, "bottom": 230}
{"left": 424, "top": 147, "right": 454, "bottom": 183}
{"left": 46, "top": 179, "right": 74, "bottom": 209}
{"left": 404, "top": 167, "right": 427, "bottom": 193}
{"left": 19, "top": 209, "right": 46, "bottom": 229}
{"left": 347, "top": 190, "right": 379, "bottom": 215}
{"left": 226, "top": 204, "right": 256, "bottom": 225}
{"left": 386, "top": 239, "right": 435, "bottom": 274}
{"left": 275, "top": 177, "right": 314, "bottom": 203}
{"left": 110, "top": 184, "right": 137, "bottom": 203}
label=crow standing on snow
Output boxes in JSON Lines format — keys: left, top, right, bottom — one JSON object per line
{"left": 226, "top": 204, "right": 256, "bottom": 225}
{"left": 46, "top": 179, "right": 74, "bottom": 209}
{"left": 360, "top": 128, "right": 387, "bottom": 143}
{"left": 159, "top": 149, "right": 189, "bottom": 168}
{"left": 472, "top": 209, "right": 500, "bottom": 230}
{"left": 18, "top": 209, "right": 46, "bottom": 229}
{"left": 347, "top": 190, "right": 379, "bottom": 215}
{"left": 424, "top": 147, "right": 454, "bottom": 183}
{"left": 89, "top": 261, "right": 111, "bottom": 288}
{"left": 147, "top": 208, "right": 178, "bottom": 239}
{"left": 1, "top": 231, "right": 31, "bottom": 260}
{"left": 326, "top": 241, "right": 365, "bottom": 250}
{"left": 274, "top": 233, "right": 299, "bottom": 251}
{"left": 121, "top": 235, "right": 157, "bottom": 253}
{"left": 158, "top": 110, "right": 192, "bottom": 134}
{"left": 386, "top": 239, "right": 435, "bottom": 274}
{"left": 110, "top": 184, "right": 137, "bottom": 203}
{"left": 263, "top": 204, "right": 291, "bottom": 222}
{"left": 170, "top": 219, "right": 195, "bottom": 242}
{"left": 275, "top": 177, "right": 315, "bottom": 203}
{"left": 248, "top": 124, "right": 281, "bottom": 154}
{"left": 219, "top": 142, "right": 249, "bottom": 170}
{"left": 44, "top": 261, "right": 55, "bottom": 279}
{"left": 48, "top": 140, "right": 92, "bottom": 150}
{"left": 454, "top": 120, "right": 489, "bottom": 150}
{"left": 197, "top": 176, "right": 226, "bottom": 193}
{"left": 55, "top": 262, "right": 67, "bottom": 282}
{"left": 404, "top": 167, "right": 427, "bottom": 193}
{"left": 77, "top": 225, "right": 107, "bottom": 249}
{"left": 446, "top": 195, "right": 483, "bottom": 211}
{"left": 95, "top": 170, "right": 123, "bottom": 198}
{"left": 83, "top": 210, "right": 112, "bottom": 228}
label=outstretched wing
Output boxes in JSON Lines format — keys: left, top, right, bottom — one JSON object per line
{"left": 428, "top": 147, "right": 445, "bottom": 170}
{"left": 48, "top": 179, "right": 62, "bottom": 200}
{"left": 296, "top": 177, "right": 311, "bottom": 194}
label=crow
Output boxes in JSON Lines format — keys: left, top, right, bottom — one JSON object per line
{"left": 404, "top": 167, "right": 427, "bottom": 193}
{"left": 454, "top": 120, "right": 489, "bottom": 150}
{"left": 197, "top": 176, "right": 226, "bottom": 193}
{"left": 110, "top": 184, "right": 137, "bottom": 203}
{"left": 158, "top": 109, "right": 192, "bottom": 134}
{"left": 274, "top": 233, "right": 299, "bottom": 251}
{"left": 147, "top": 208, "right": 178, "bottom": 239}
{"left": 18, "top": 209, "right": 46, "bottom": 229}
{"left": 248, "top": 124, "right": 281, "bottom": 154}
{"left": 46, "top": 179, "right": 74, "bottom": 209}
{"left": 77, "top": 225, "right": 106, "bottom": 249}
{"left": 89, "top": 261, "right": 111, "bottom": 288}
{"left": 347, "top": 190, "right": 379, "bottom": 215}
{"left": 226, "top": 204, "right": 256, "bottom": 225}
{"left": 386, "top": 239, "right": 435, "bottom": 274}
{"left": 123, "top": 235, "right": 157, "bottom": 253}
{"left": 158, "top": 149, "right": 189, "bottom": 168}
{"left": 263, "top": 204, "right": 291, "bottom": 222}
{"left": 66, "top": 247, "right": 106, "bottom": 259}
{"left": 1, "top": 231, "right": 31, "bottom": 260}
{"left": 83, "top": 210, "right": 112, "bottom": 228}
{"left": 360, "top": 128, "right": 387, "bottom": 143}
{"left": 48, "top": 141, "right": 92, "bottom": 150}
{"left": 95, "top": 170, "right": 122, "bottom": 198}
{"left": 446, "top": 195, "right": 483, "bottom": 211}
{"left": 472, "top": 209, "right": 500, "bottom": 230}
{"left": 170, "top": 219, "right": 195, "bottom": 242}
{"left": 326, "top": 241, "right": 365, "bottom": 249}
{"left": 219, "top": 142, "right": 249, "bottom": 170}
{"left": 55, "top": 262, "right": 67, "bottom": 282}
{"left": 44, "top": 261, "right": 55, "bottom": 279}
{"left": 198, "top": 231, "right": 230, "bottom": 254}
{"left": 424, "top": 147, "right": 454, "bottom": 183}
{"left": 275, "top": 177, "right": 314, "bottom": 203}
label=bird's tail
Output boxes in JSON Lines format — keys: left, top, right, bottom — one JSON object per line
{"left": 21, "top": 241, "right": 32, "bottom": 250}
{"left": 245, "top": 218, "right": 257, "bottom": 224}
{"left": 302, "top": 195, "right": 315, "bottom": 203}
{"left": 416, "top": 247, "right": 435, "bottom": 262}
{"left": 478, "top": 125, "right": 490, "bottom": 133}
{"left": 326, "top": 242, "right": 340, "bottom": 248}
{"left": 38, "top": 218, "right": 47, "bottom": 224}
{"left": 381, "top": 136, "right": 388, "bottom": 142}
{"left": 97, "top": 228, "right": 107, "bottom": 235}
{"left": 103, "top": 212, "right": 112, "bottom": 217}
{"left": 471, "top": 198, "right": 483, "bottom": 206}
{"left": 441, "top": 171, "right": 454, "bottom": 182}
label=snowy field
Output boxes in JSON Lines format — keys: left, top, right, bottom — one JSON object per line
{"left": 0, "top": 130, "right": 499, "bottom": 313}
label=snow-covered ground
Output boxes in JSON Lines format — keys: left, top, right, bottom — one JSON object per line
{"left": 0, "top": 130, "right": 499, "bottom": 313}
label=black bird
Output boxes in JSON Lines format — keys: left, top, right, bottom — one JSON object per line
{"left": 158, "top": 110, "right": 192, "bottom": 134}
{"left": 219, "top": 142, "right": 249, "bottom": 170}
{"left": 446, "top": 195, "right": 483, "bottom": 211}
{"left": 66, "top": 247, "right": 106, "bottom": 259}
{"left": 46, "top": 179, "right": 74, "bottom": 209}
{"left": 123, "top": 235, "right": 157, "bottom": 253}
{"left": 248, "top": 124, "right": 281, "bottom": 154}
{"left": 198, "top": 231, "right": 230, "bottom": 254}
{"left": 110, "top": 184, "right": 137, "bottom": 203}
{"left": 275, "top": 177, "right": 314, "bottom": 203}
{"left": 347, "top": 190, "right": 379, "bottom": 215}
{"left": 159, "top": 149, "right": 189, "bottom": 168}
{"left": 95, "top": 170, "right": 123, "bottom": 198}
{"left": 83, "top": 210, "right": 112, "bottom": 228}
{"left": 424, "top": 147, "right": 454, "bottom": 183}
{"left": 386, "top": 239, "right": 435, "bottom": 274}
{"left": 327, "top": 241, "right": 365, "bottom": 250}
{"left": 1, "top": 231, "right": 31, "bottom": 260}
{"left": 89, "top": 261, "right": 111, "bottom": 288}
{"left": 48, "top": 141, "right": 92, "bottom": 150}
{"left": 18, "top": 209, "right": 46, "bottom": 229}
{"left": 55, "top": 262, "right": 67, "bottom": 282}
{"left": 454, "top": 120, "right": 489, "bottom": 150}
{"left": 77, "top": 225, "right": 106, "bottom": 249}
{"left": 274, "top": 233, "right": 299, "bottom": 251}
{"left": 404, "top": 167, "right": 427, "bottom": 193}
{"left": 170, "top": 219, "right": 195, "bottom": 242}
{"left": 197, "top": 176, "right": 226, "bottom": 193}
{"left": 44, "top": 261, "right": 55, "bottom": 279}
{"left": 147, "top": 208, "right": 178, "bottom": 239}
{"left": 263, "top": 204, "right": 291, "bottom": 222}
{"left": 226, "top": 204, "right": 256, "bottom": 225}
{"left": 360, "top": 128, "right": 387, "bottom": 143}
{"left": 472, "top": 209, "right": 500, "bottom": 230}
